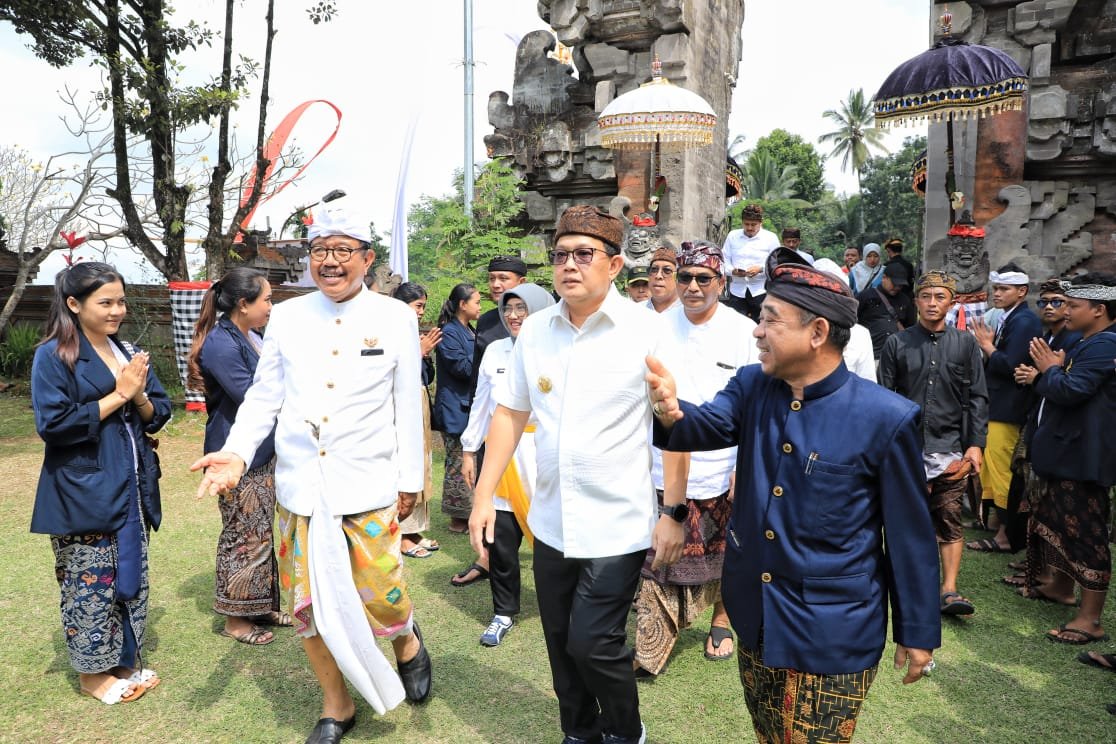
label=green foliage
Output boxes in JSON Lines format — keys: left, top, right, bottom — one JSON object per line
{"left": 407, "top": 160, "right": 540, "bottom": 315}
{"left": 860, "top": 136, "right": 927, "bottom": 263}
{"left": 751, "top": 129, "right": 826, "bottom": 203}
{"left": 0, "top": 322, "right": 40, "bottom": 379}
{"left": 819, "top": 88, "right": 889, "bottom": 189}
{"left": 740, "top": 152, "right": 800, "bottom": 202}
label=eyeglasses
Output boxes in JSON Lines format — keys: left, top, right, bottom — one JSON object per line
{"left": 1036, "top": 299, "right": 1065, "bottom": 308}
{"left": 677, "top": 271, "right": 718, "bottom": 287}
{"left": 547, "top": 247, "right": 611, "bottom": 265}
{"left": 649, "top": 266, "right": 675, "bottom": 277}
{"left": 503, "top": 302, "right": 529, "bottom": 317}
{"left": 309, "top": 244, "right": 361, "bottom": 263}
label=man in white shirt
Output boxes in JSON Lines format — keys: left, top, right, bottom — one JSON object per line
{"left": 634, "top": 240, "right": 759, "bottom": 677}
{"left": 645, "top": 247, "right": 679, "bottom": 314}
{"left": 722, "top": 203, "right": 780, "bottom": 321}
{"left": 192, "top": 206, "right": 430, "bottom": 744}
{"left": 469, "top": 205, "right": 685, "bottom": 744}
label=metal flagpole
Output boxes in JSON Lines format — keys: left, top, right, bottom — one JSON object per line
{"left": 463, "top": 0, "right": 475, "bottom": 220}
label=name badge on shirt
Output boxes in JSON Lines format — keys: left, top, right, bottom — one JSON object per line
{"left": 361, "top": 348, "right": 384, "bottom": 356}
{"left": 716, "top": 361, "right": 734, "bottom": 370}
{"left": 496, "top": 367, "right": 506, "bottom": 374}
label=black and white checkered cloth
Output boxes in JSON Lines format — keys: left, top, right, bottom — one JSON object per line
{"left": 168, "top": 281, "right": 212, "bottom": 410}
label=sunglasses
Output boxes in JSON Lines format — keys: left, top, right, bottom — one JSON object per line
{"left": 677, "top": 271, "right": 718, "bottom": 287}
{"left": 1036, "top": 299, "right": 1065, "bottom": 308}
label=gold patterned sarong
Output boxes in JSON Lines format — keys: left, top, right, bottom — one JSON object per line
{"left": 277, "top": 502, "right": 413, "bottom": 640}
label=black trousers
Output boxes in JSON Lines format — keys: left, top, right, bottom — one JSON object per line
{"left": 727, "top": 290, "right": 764, "bottom": 322}
{"left": 533, "top": 539, "right": 646, "bottom": 741}
{"left": 488, "top": 510, "right": 523, "bottom": 617}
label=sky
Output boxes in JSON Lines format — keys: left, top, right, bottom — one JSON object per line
{"left": 0, "top": 0, "right": 932, "bottom": 283}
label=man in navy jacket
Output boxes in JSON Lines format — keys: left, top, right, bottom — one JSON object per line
{"left": 647, "top": 249, "right": 940, "bottom": 744}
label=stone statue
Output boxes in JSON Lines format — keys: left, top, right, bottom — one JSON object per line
{"left": 624, "top": 215, "right": 660, "bottom": 268}
{"left": 943, "top": 211, "right": 990, "bottom": 295}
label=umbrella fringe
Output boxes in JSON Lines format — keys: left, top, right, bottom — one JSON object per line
{"left": 875, "top": 94, "right": 1026, "bottom": 129}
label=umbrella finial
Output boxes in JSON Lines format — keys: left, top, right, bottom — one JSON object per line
{"left": 939, "top": 5, "right": 953, "bottom": 36}
{"left": 651, "top": 53, "right": 662, "bottom": 81}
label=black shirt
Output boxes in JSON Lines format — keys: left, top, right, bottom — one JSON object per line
{"left": 857, "top": 287, "right": 917, "bottom": 359}
{"left": 879, "top": 324, "right": 990, "bottom": 455}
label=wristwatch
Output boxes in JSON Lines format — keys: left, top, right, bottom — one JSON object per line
{"left": 659, "top": 503, "right": 689, "bottom": 522}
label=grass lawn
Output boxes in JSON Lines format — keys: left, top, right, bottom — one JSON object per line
{"left": 0, "top": 392, "right": 1114, "bottom": 743}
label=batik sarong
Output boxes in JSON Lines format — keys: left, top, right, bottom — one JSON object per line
{"left": 440, "top": 433, "right": 472, "bottom": 520}
{"left": 981, "top": 421, "right": 1021, "bottom": 509}
{"left": 277, "top": 502, "right": 413, "bottom": 639}
{"left": 738, "top": 643, "right": 877, "bottom": 744}
{"left": 1030, "top": 476, "right": 1112, "bottom": 592}
{"left": 634, "top": 491, "right": 731, "bottom": 674}
{"left": 927, "top": 469, "right": 968, "bottom": 544}
{"left": 51, "top": 530, "right": 149, "bottom": 674}
{"left": 214, "top": 459, "right": 279, "bottom": 617}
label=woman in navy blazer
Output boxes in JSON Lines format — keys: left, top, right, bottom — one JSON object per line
{"left": 31, "top": 263, "right": 171, "bottom": 705}
{"left": 435, "top": 282, "right": 482, "bottom": 532}
{"left": 187, "top": 268, "right": 287, "bottom": 646}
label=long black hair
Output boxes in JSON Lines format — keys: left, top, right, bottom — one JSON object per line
{"left": 186, "top": 267, "right": 268, "bottom": 393}
{"left": 41, "top": 262, "right": 126, "bottom": 371}
{"left": 437, "top": 283, "right": 477, "bottom": 328}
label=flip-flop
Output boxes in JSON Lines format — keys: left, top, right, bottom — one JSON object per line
{"left": 1046, "top": 624, "right": 1108, "bottom": 645}
{"left": 941, "top": 592, "right": 975, "bottom": 616}
{"left": 255, "top": 611, "right": 293, "bottom": 627}
{"left": 417, "top": 538, "right": 440, "bottom": 552}
{"left": 81, "top": 678, "right": 145, "bottom": 705}
{"left": 220, "top": 625, "right": 275, "bottom": 645}
{"left": 450, "top": 562, "right": 489, "bottom": 587}
{"left": 1077, "top": 651, "right": 1116, "bottom": 671}
{"left": 1016, "top": 586, "right": 1079, "bottom": 607}
{"left": 966, "top": 538, "right": 1011, "bottom": 553}
{"left": 126, "top": 668, "right": 160, "bottom": 691}
{"left": 1001, "top": 574, "right": 1027, "bottom": 587}
{"left": 704, "top": 626, "right": 734, "bottom": 661}
{"left": 402, "top": 546, "right": 433, "bottom": 559}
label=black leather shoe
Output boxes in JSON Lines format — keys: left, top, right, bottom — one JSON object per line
{"left": 397, "top": 622, "right": 432, "bottom": 703}
{"left": 303, "top": 714, "right": 355, "bottom": 744}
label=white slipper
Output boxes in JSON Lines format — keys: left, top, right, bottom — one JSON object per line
{"left": 127, "top": 668, "right": 160, "bottom": 689}
{"left": 82, "top": 678, "right": 145, "bottom": 705}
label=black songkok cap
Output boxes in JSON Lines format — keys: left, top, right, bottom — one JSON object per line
{"left": 487, "top": 255, "right": 527, "bottom": 275}
{"left": 764, "top": 247, "right": 859, "bottom": 328}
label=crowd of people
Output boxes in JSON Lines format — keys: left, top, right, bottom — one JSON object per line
{"left": 27, "top": 198, "right": 1116, "bottom": 743}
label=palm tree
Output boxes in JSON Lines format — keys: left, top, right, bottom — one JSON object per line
{"left": 742, "top": 151, "right": 799, "bottom": 202}
{"left": 819, "top": 88, "right": 889, "bottom": 194}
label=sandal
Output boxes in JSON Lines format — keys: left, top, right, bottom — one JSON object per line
{"left": 255, "top": 611, "right": 292, "bottom": 627}
{"left": 417, "top": 537, "right": 440, "bottom": 551}
{"left": 450, "top": 562, "right": 489, "bottom": 587}
{"left": 704, "top": 626, "right": 734, "bottom": 661}
{"left": 81, "top": 678, "right": 145, "bottom": 705}
{"left": 402, "top": 545, "right": 433, "bottom": 559}
{"left": 1001, "top": 574, "right": 1027, "bottom": 587}
{"left": 940, "top": 591, "right": 975, "bottom": 616}
{"left": 1046, "top": 624, "right": 1108, "bottom": 645}
{"left": 220, "top": 624, "right": 275, "bottom": 645}
{"left": 966, "top": 538, "right": 1011, "bottom": 553}
{"left": 126, "top": 668, "right": 160, "bottom": 691}
{"left": 1016, "top": 586, "right": 1079, "bottom": 607}
{"left": 1077, "top": 651, "right": 1116, "bottom": 672}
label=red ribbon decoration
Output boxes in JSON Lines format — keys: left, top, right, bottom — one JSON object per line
{"left": 235, "top": 100, "right": 343, "bottom": 242}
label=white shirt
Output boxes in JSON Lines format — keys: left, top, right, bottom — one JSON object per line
{"left": 845, "top": 324, "right": 878, "bottom": 383}
{"left": 651, "top": 303, "right": 759, "bottom": 497}
{"left": 644, "top": 295, "right": 678, "bottom": 314}
{"left": 495, "top": 287, "right": 674, "bottom": 558}
{"left": 722, "top": 227, "right": 780, "bottom": 298}
{"left": 462, "top": 338, "right": 538, "bottom": 513}
{"left": 223, "top": 287, "right": 424, "bottom": 517}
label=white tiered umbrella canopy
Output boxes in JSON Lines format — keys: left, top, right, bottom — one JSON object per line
{"left": 598, "top": 57, "right": 717, "bottom": 151}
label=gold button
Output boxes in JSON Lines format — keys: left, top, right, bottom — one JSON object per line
{"left": 332, "top": 349, "right": 339, "bottom": 356}
{"left": 319, "top": 449, "right": 326, "bottom": 457}
{"left": 322, "top": 416, "right": 329, "bottom": 423}
{"left": 326, "top": 382, "right": 335, "bottom": 389}
{"left": 782, "top": 443, "right": 793, "bottom": 454}
{"left": 790, "top": 400, "right": 802, "bottom": 411}
{"left": 761, "top": 572, "right": 772, "bottom": 583}
{"left": 772, "top": 485, "right": 784, "bottom": 497}
{"left": 335, "top": 318, "right": 342, "bottom": 325}
{"left": 765, "top": 530, "right": 775, "bottom": 540}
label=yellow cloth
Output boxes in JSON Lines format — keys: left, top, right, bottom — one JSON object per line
{"left": 494, "top": 424, "right": 535, "bottom": 545}
{"left": 981, "top": 421, "right": 1021, "bottom": 509}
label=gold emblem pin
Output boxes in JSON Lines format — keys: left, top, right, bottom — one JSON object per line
{"left": 363, "top": 337, "right": 379, "bottom": 348}
{"left": 537, "top": 375, "right": 553, "bottom": 393}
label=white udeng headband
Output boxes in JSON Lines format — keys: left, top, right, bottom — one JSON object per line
{"left": 989, "top": 270, "right": 1029, "bottom": 285}
{"left": 1062, "top": 283, "right": 1116, "bottom": 301}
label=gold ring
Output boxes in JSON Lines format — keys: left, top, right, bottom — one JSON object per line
{"left": 652, "top": 402, "right": 663, "bottom": 416}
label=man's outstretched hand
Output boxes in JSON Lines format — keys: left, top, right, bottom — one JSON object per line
{"left": 190, "top": 451, "right": 247, "bottom": 498}
{"left": 646, "top": 355, "right": 684, "bottom": 427}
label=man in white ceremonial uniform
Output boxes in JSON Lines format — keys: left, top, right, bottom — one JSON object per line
{"left": 634, "top": 240, "right": 759, "bottom": 676}
{"left": 469, "top": 205, "right": 687, "bottom": 744}
{"left": 193, "top": 205, "right": 431, "bottom": 744}
{"left": 722, "top": 203, "right": 781, "bottom": 321}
